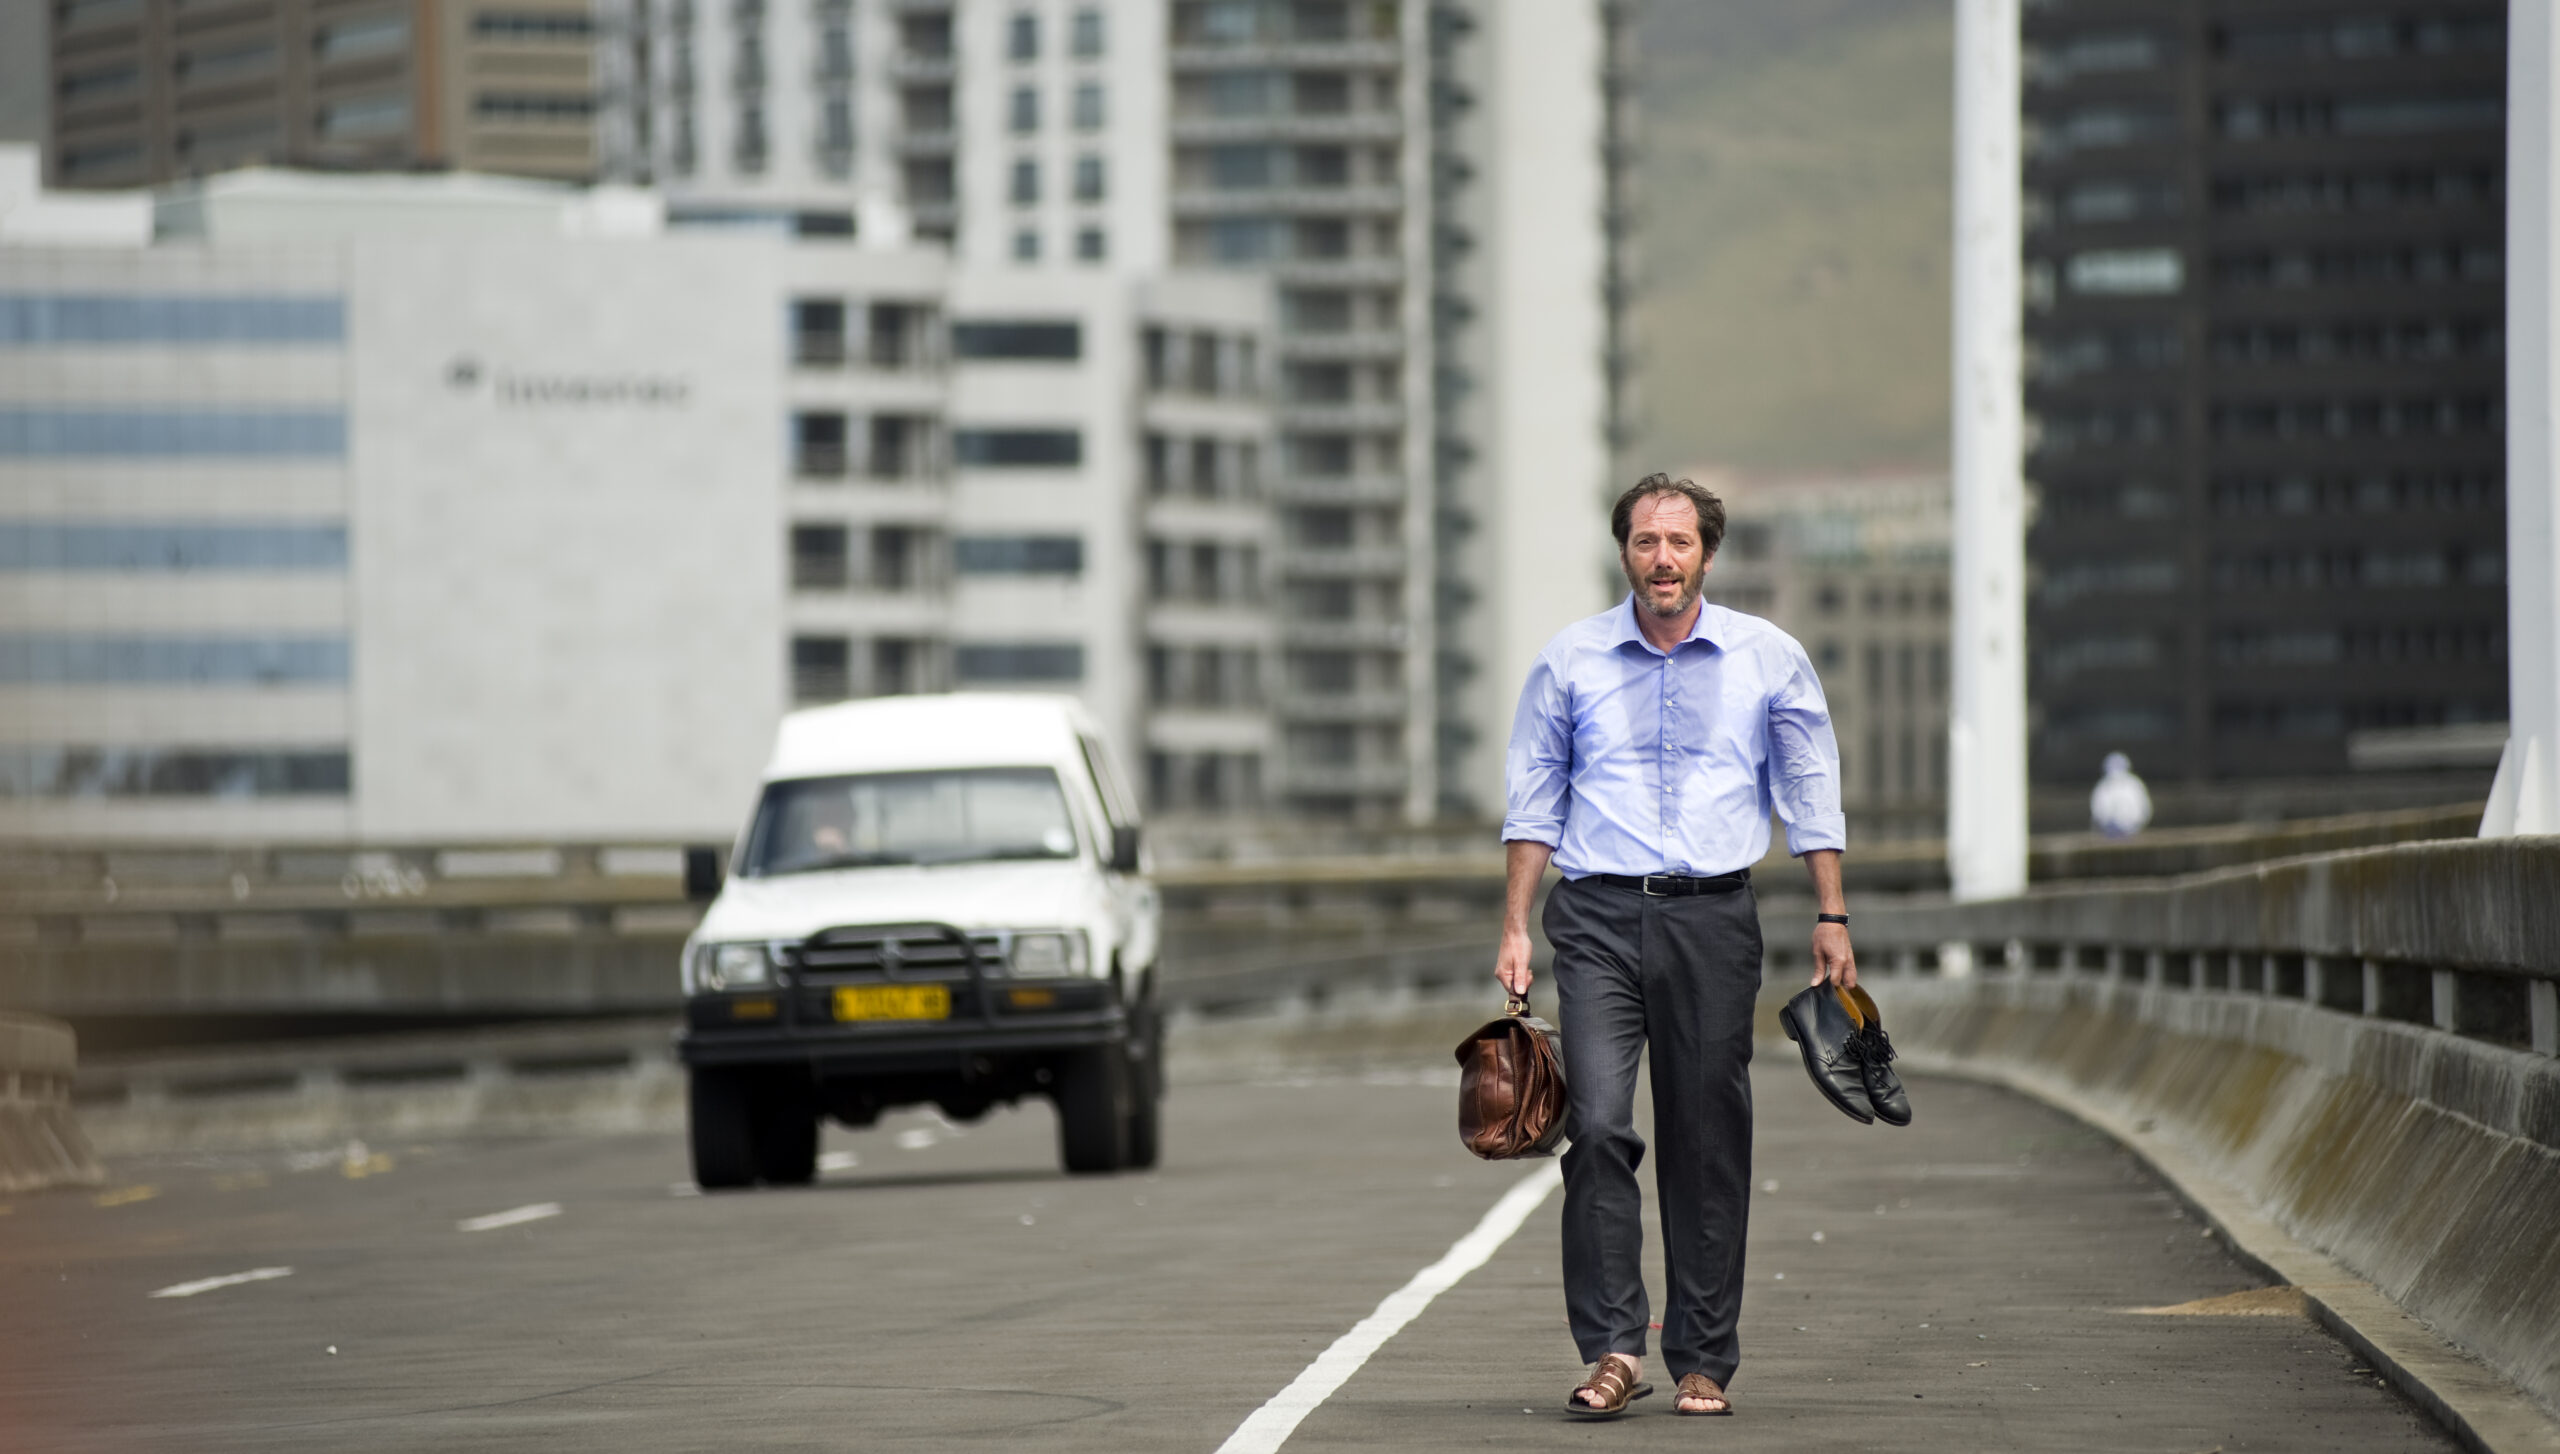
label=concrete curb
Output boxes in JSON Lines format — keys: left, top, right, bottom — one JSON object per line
{"left": 0, "top": 1011, "right": 104, "bottom": 1193}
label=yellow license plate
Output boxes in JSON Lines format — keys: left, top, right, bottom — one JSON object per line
{"left": 834, "top": 984, "right": 951, "bottom": 1022}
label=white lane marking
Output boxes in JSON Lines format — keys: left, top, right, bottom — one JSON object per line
{"left": 1214, "top": 1162, "right": 1562, "bottom": 1454}
{"left": 457, "top": 1202, "right": 562, "bottom": 1233}
{"left": 818, "top": 1150, "right": 858, "bottom": 1172}
{"left": 893, "top": 1128, "right": 938, "bottom": 1150}
{"left": 150, "top": 1266, "right": 293, "bottom": 1299}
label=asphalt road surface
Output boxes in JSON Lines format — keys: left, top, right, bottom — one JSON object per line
{"left": 3, "top": 1056, "right": 2455, "bottom": 1452}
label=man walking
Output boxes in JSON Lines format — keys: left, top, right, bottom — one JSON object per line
{"left": 1496, "top": 473, "right": 1857, "bottom": 1418}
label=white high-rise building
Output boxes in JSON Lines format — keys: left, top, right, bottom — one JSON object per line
{"left": 635, "top": 0, "right": 1635, "bottom": 824}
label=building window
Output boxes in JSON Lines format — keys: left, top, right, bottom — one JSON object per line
{"left": 952, "top": 320, "right": 1082, "bottom": 359}
{"left": 954, "top": 534, "right": 1084, "bottom": 575}
{"left": 819, "top": 97, "right": 854, "bottom": 168}
{"left": 1074, "top": 154, "right": 1105, "bottom": 202}
{"left": 1076, "top": 226, "right": 1106, "bottom": 261}
{"left": 1073, "top": 82, "right": 1104, "bottom": 130}
{"left": 791, "top": 636, "right": 851, "bottom": 703}
{"left": 0, "top": 408, "right": 345, "bottom": 457}
{"left": 1010, "top": 84, "right": 1039, "bottom": 133}
{"left": 0, "top": 746, "right": 350, "bottom": 799}
{"left": 957, "top": 642, "right": 1082, "bottom": 683}
{"left": 0, "top": 634, "right": 349, "bottom": 685}
{"left": 316, "top": 92, "right": 409, "bottom": 140}
{"left": 2067, "top": 248, "right": 2184, "bottom": 296}
{"left": 0, "top": 523, "right": 347, "bottom": 571}
{"left": 0, "top": 294, "right": 345, "bottom": 345}
{"left": 1011, "top": 158, "right": 1040, "bottom": 204}
{"left": 471, "top": 9, "right": 591, "bottom": 39}
{"left": 952, "top": 428, "right": 1081, "bottom": 467}
{"left": 472, "top": 93, "right": 597, "bottom": 123}
{"left": 790, "top": 524, "right": 849, "bottom": 589}
{"left": 1071, "top": 7, "right": 1103, "bottom": 56}
{"left": 1013, "top": 228, "right": 1042, "bottom": 261}
{"left": 736, "top": 106, "right": 769, "bottom": 171}
{"left": 792, "top": 299, "right": 846, "bottom": 365}
{"left": 1008, "top": 10, "right": 1038, "bottom": 60}
{"left": 794, "top": 411, "right": 848, "bottom": 476}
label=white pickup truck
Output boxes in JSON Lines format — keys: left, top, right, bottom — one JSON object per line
{"left": 677, "top": 694, "right": 1162, "bottom": 1187}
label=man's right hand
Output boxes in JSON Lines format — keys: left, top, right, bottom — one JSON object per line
{"left": 1495, "top": 926, "right": 1535, "bottom": 998}
{"left": 1494, "top": 840, "right": 1555, "bottom": 999}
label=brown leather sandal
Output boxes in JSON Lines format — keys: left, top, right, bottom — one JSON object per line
{"left": 1674, "top": 1373, "right": 1732, "bottom": 1416}
{"left": 1566, "top": 1353, "right": 1653, "bottom": 1418}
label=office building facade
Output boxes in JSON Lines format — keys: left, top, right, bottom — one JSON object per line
{"left": 2022, "top": 4, "right": 2508, "bottom": 804}
{"left": 0, "top": 158, "right": 1272, "bottom": 842}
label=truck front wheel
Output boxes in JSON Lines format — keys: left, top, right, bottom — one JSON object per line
{"left": 688, "top": 1068, "right": 756, "bottom": 1189}
{"left": 750, "top": 1076, "right": 819, "bottom": 1185}
{"left": 1054, "top": 1047, "right": 1128, "bottom": 1174}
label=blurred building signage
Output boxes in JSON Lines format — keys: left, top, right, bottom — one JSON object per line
{"left": 444, "top": 356, "right": 691, "bottom": 408}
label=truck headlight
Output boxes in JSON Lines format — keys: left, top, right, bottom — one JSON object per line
{"left": 693, "top": 941, "right": 773, "bottom": 991}
{"left": 1009, "top": 930, "right": 1088, "bottom": 977}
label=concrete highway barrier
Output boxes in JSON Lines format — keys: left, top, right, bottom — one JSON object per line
{"left": 0, "top": 1010, "right": 103, "bottom": 1192}
{"left": 1839, "top": 835, "right": 2560, "bottom": 1447}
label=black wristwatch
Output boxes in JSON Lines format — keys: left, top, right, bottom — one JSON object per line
{"left": 1816, "top": 913, "right": 1850, "bottom": 926}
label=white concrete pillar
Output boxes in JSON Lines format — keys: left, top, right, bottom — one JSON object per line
{"left": 1948, "top": 0, "right": 2029, "bottom": 898}
{"left": 2488, "top": 1, "right": 2560, "bottom": 837}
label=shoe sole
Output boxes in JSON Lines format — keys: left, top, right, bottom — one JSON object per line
{"left": 1781, "top": 1009, "right": 1876, "bottom": 1125}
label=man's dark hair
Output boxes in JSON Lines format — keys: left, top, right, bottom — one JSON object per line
{"left": 1611, "top": 473, "right": 1727, "bottom": 554}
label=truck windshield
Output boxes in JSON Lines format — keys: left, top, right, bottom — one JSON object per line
{"left": 741, "top": 768, "right": 1081, "bottom": 876}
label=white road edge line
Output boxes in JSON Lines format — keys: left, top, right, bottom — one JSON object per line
{"left": 457, "top": 1202, "right": 563, "bottom": 1233}
{"left": 1214, "top": 1161, "right": 1563, "bottom": 1454}
{"left": 149, "top": 1266, "right": 294, "bottom": 1299}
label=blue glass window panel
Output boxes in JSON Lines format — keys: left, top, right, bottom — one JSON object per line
{"left": 0, "top": 409, "right": 346, "bottom": 457}
{"left": 0, "top": 634, "right": 349, "bottom": 685}
{"left": 0, "top": 746, "right": 349, "bottom": 798}
{"left": 0, "top": 523, "right": 346, "bottom": 571}
{"left": 0, "top": 294, "right": 344, "bottom": 345}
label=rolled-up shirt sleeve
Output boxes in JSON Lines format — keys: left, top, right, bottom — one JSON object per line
{"left": 1500, "top": 649, "right": 1572, "bottom": 846}
{"left": 1767, "top": 643, "right": 1848, "bottom": 856}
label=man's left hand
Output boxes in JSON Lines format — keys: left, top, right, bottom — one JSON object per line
{"left": 1810, "top": 922, "right": 1858, "bottom": 990}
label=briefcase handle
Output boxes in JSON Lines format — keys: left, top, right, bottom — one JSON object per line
{"left": 1505, "top": 995, "right": 1530, "bottom": 1017}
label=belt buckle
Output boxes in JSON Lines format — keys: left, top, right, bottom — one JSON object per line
{"left": 1641, "top": 874, "right": 1676, "bottom": 896}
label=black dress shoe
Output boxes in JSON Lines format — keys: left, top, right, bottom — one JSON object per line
{"left": 1779, "top": 984, "right": 1875, "bottom": 1124}
{"left": 1846, "top": 986, "right": 1911, "bottom": 1126}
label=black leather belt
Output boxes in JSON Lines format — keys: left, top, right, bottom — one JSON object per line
{"left": 1587, "top": 869, "right": 1751, "bottom": 896}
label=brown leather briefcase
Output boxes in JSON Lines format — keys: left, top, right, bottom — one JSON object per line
{"left": 1453, "top": 996, "right": 1569, "bottom": 1159}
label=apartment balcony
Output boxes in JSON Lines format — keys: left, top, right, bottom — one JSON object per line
{"left": 1279, "top": 619, "right": 1409, "bottom": 649}
{"left": 1275, "top": 329, "right": 1403, "bottom": 363}
{"left": 1271, "top": 473, "right": 1407, "bottom": 506}
{"left": 888, "top": 53, "right": 955, "bottom": 84}
{"left": 908, "top": 199, "right": 958, "bottom": 231}
{"left": 1278, "top": 693, "right": 1408, "bottom": 724}
{"left": 1270, "top": 257, "right": 1405, "bottom": 288}
{"left": 1168, "top": 112, "right": 1403, "bottom": 145}
{"left": 1169, "top": 185, "right": 1402, "bottom": 219}
{"left": 895, "top": 127, "right": 957, "bottom": 156}
{"left": 1278, "top": 761, "right": 1411, "bottom": 795}
{"left": 1167, "top": 41, "right": 1403, "bottom": 73}
{"left": 1279, "top": 401, "right": 1405, "bottom": 432}
{"left": 1277, "top": 546, "right": 1409, "bottom": 580}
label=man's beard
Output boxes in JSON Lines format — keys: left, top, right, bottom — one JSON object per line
{"left": 1624, "top": 555, "right": 1706, "bottom": 619}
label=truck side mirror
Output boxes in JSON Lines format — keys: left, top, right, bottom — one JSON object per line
{"left": 683, "top": 846, "right": 724, "bottom": 901}
{"left": 1108, "top": 825, "right": 1141, "bottom": 874}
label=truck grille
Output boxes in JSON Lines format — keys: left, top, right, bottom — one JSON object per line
{"left": 784, "top": 926, "right": 1007, "bottom": 981}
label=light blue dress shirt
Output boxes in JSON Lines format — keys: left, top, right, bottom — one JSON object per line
{"left": 1501, "top": 595, "right": 1847, "bottom": 878}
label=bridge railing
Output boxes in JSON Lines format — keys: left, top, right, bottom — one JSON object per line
{"left": 1846, "top": 835, "right": 2560, "bottom": 1057}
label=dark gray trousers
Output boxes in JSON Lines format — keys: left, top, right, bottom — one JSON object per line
{"left": 1544, "top": 875, "right": 1762, "bottom": 1386}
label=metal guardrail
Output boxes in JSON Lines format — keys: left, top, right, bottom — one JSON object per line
{"left": 1849, "top": 836, "right": 2560, "bottom": 1057}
